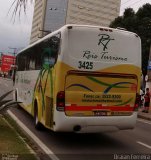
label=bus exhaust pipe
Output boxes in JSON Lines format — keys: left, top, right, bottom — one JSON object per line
{"left": 73, "top": 125, "right": 81, "bottom": 132}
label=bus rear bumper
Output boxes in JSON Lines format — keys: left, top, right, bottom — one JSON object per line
{"left": 53, "top": 111, "right": 137, "bottom": 133}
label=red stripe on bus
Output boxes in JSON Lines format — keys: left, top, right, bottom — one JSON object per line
{"left": 65, "top": 106, "right": 133, "bottom": 111}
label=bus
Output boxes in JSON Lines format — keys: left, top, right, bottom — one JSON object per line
{"left": 13, "top": 24, "right": 141, "bottom": 133}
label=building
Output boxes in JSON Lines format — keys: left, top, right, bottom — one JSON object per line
{"left": 30, "top": 0, "right": 121, "bottom": 44}
{"left": 30, "top": 0, "right": 47, "bottom": 44}
{"left": 0, "top": 54, "right": 16, "bottom": 73}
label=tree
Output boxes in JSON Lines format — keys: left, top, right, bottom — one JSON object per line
{"left": 10, "top": 0, "right": 33, "bottom": 20}
{"left": 123, "top": 8, "right": 135, "bottom": 18}
{"left": 110, "top": 4, "right": 151, "bottom": 77}
{"left": 136, "top": 3, "right": 151, "bottom": 19}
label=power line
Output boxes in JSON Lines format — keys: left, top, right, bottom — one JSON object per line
{"left": 126, "top": 0, "right": 144, "bottom": 8}
{"left": 120, "top": 0, "right": 145, "bottom": 13}
{"left": 121, "top": 0, "right": 133, "bottom": 6}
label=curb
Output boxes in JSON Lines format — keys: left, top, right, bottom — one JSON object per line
{"left": 0, "top": 77, "right": 12, "bottom": 81}
{"left": 137, "top": 114, "right": 151, "bottom": 121}
{"left": 2, "top": 115, "right": 37, "bottom": 156}
{"left": 7, "top": 110, "right": 60, "bottom": 160}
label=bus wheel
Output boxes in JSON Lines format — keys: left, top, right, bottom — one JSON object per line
{"left": 34, "top": 105, "right": 42, "bottom": 130}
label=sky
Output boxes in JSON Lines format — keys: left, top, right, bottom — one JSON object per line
{"left": 0, "top": 0, "right": 151, "bottom": 55}
{"left": 120, "top": 0, "right": 151, "bottom": 15}
{"left": 0, "top": 0, "right": 34, "bottom": 54}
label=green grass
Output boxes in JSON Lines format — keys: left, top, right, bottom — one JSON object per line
{"left": 0, "top": 115, "right": 37, "bottom": 160}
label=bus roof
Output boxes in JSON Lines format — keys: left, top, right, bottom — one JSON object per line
{"left": 17, "top": 24, "right": 139, "bottom": 56}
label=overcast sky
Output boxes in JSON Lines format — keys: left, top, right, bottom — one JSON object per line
{"left": 0, "top": 0, "right": 151, "bottom": 55}
{"left": 120, "top": 0, "right": 151, "bottom": 15}
{"left": 0, "top": 0, "right": 34, "bottom": 54}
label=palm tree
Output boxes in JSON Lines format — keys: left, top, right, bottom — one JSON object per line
{"left": 10, "top": 0, "right": 34, "bottom": 19}
{"left": 0, "top": 90, "right": 20, "bottom": 114}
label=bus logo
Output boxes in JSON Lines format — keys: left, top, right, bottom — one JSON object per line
{"left": 98, "top": 34, "right": 114, "bottom": 51}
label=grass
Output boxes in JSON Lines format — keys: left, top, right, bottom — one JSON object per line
{"left": 0, "top": 115, "right": 37, "bottom": 160}
{"left": 0, "top": 90, "right": 46, "bottom": 160}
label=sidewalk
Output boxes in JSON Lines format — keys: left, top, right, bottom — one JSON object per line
{"left": 0, "top": 77, "right": 12, "bottom": 81}
{"left": 137, "top": 108, "right": 151, "bottom": 121}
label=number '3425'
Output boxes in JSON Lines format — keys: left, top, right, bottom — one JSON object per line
{"left": 78, "top": 61, "right": 93, "bottom": 70}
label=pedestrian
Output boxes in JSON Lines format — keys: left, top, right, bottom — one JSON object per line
{"left": 142, "top": 88, "right": 150, "bottom": 113}
{"left": 140, "top": 89, "right": 144, "bottom": 108}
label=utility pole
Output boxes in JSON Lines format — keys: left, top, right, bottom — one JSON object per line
{"left": 0, "top": 52, "right": 3, "bottom": 66}
{"left": 8, "top": 47, "right": 17, "bottom": 79}
{"left": 8, "top": 47, "right": 17, "bottom": 65}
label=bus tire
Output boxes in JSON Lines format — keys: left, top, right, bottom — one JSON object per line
{"left": 34, "top": 102, "right": 43, "bottom": 130}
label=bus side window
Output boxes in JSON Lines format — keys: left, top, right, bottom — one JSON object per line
{"left": 29, "top": 58, "right": 35, "bottom": 70}
{"left": 17, "top": 54, "right": 26, "bottom": 71}
{"left": 42, "top": 35, "right": 60, "bottom": 68}
{"left": 43, "top": 52, "right": 55, "bottom": 67}
{"left": 35, "top": 44, "right": 43, "bottom": 70}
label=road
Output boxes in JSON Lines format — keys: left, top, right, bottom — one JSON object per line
{"left": 0, "top": 77, "right": 151, "bottom": 160}
{"left": 0, "top": 77, "right": 13, "bottom": 99}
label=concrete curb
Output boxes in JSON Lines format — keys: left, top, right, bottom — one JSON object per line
{"left": 138, "top": 114, "right": 151, "bottom": 121}
{"left": 0, "top": 77, "right": 12, "bottom": 81}
{"left": 7, "top": 110, "right": 60, "bottom": 160}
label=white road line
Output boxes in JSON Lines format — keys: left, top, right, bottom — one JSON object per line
{"left": 137, "top": 119, "right": 151, "bottom": 125}
{"left": 4, "top": 83, "right": 8, "bottom": 87}
{"left": 137, "top": 141, "right": 151, "bottom": 150}
{"left": 7, "top": 110, "right": 60, "bottom": 160}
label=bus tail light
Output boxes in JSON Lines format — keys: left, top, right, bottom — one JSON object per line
{"left": 57, "top": 91, "right": 65, "bottom": 111}
{"left": 134, "top": 93, "right": 140, "bottom": 111}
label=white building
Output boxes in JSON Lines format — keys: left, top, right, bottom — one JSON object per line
{"left": 30, "top": 0, "right": 121, "bottom": 44}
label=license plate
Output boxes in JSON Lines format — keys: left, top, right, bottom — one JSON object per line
{"left": 93, "top": 111, "right": 108, "bottom": 116}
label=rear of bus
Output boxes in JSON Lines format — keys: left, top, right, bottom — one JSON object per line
{"left": 54, "top": 25, "right": 141, "bottom": 132}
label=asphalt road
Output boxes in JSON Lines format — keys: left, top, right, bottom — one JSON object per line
{"left": 0, "top": 77, "right": 13, "bottom": 99}
{"left": 1, "top": 77, "right": 151, "bottom": 160}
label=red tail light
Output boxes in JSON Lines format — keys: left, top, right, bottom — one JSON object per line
{"left": 57, "top": 91, "right": 65, "bottom": 111}
{"left": 134, "top": 93, "right": 140, "bottom": 111}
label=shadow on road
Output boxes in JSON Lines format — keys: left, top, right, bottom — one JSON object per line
{"left": 10, "top": 107, "right": 138, "bottom": 155}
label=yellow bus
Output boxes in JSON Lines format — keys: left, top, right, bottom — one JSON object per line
{"left": 14, "top": 24, "right": 141, "bottom": 132}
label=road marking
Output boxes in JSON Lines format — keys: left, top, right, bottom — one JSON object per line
{"left": 137, "top": 119, "right": 151, "bottom": 125}
{"left": 7, "top": 110, "right": 60, "bottom": 160}
{"left": 4, "top": 83, "right": 8, "bottom": 87}
{"left": 137, "top": 141, "right": 151, "bottom": 150}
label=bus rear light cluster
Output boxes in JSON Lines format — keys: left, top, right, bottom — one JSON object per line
{"left": 134, "top": 93, "right": 140, "bottom": 111}
{"left": 56, "top": 91, "right": 65, "bottom": 111}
